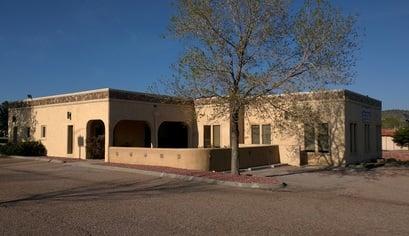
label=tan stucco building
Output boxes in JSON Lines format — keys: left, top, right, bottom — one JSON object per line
{"left": 8, "top": 88, "right": 382, "bottom": 170}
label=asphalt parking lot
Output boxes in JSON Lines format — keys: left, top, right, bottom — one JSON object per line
{"left": 1, "top": 157, "right": 409, "bottom": 235}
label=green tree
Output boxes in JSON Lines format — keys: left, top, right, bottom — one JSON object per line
{"left": 166, "top": 0, "right": 359, "bottom": 174}
{"left": 0, "top": 101, "right": 9, "bottom": 137}
{"left": 393, "top": 127, "right": 409, "bottom": 149}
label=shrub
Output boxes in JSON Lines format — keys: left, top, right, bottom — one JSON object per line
{"left": 0, "top": 141, "right": 47, "bottom": 156}
{"left": 86, "top": 136, "right": 105, "bottom": 159}
{"left": 393, "top": 126, "right": 409, "bottom": 148}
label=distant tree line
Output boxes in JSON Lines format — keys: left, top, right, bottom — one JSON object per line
{"left": 382, "top": 109, "right": 409, "bottom": 129}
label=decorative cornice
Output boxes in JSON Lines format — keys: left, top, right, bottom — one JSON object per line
{"left": 10, "top": 91, "right": 109, "bottom": 108}
{"left": 9, "top": 88, "right": 380, "bottom": 109}
{"left": 108, "top": 89, "right": 192, "bottom": 105}
{"left": 10, "top": 88, "right": 192, "bottom": 108}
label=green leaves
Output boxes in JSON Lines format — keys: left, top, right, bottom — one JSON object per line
{"left": 168, "top": 0, "right": 359, "bottom": 101}
{"left": 393, "top": 127, "right": 409, "bottom": 148}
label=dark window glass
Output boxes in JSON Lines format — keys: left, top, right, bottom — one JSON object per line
{"left": 25, "top": 127, "right": 30, "bottom": 138}
{"left": 41, "top": 126, "right": 46, "bottom": 138}
{"left": 364, "top": 124, "right": 370, "bottom": 152}
{"left": 350, "top": 123, "right": 357, "bottom": 153}
{"left": 212, "top": 125, "right": 221, "bottom": 148}
{"left": 67, "top": 125, "right": 73, "bottom": 154}
{"left": 376, "top": 125, "right": 381, "bottom": 153}
{"left": 13, "top": 127, "right": 18, "bottom": 143}
{"left": 304, "top": 124, "right": 315, "bottom": 152}
{"left": 262, "top": 124, "right": 271, "bottom": 144}
{"left": 251, "top": 125, "right": 260, "bottom": 144}
{"left": 318, "top": 123, "right": 330, "bottom": 152}
{"left": 203, "top": 125, "right": 211, "bottom": 148}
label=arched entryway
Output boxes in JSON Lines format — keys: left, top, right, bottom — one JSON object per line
{"left": 158, "top": 121, "right": 188, "bottom": 148}
{"left": 113, "top": 120, "right": 151, "bottom": 147}
{"left": 86, "top": 120, "right": 105, "bottom": 159}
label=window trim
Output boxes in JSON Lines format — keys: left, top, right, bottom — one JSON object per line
{"left": 12, "top": 126, "right": 18, "bottom": 143}
{"left": 364, "top": 124, "right": 370, "bottom": 153}
{"left": 350, "top": 123, "right": 357, "bottom": 154}
{"left": 67, "top": 125, "right": 74, "bottom": 154}
{"left": 251, "top": 125, "right": 260, "bottom": 144}
{"left": 261, "top": 124, "right": 272, "bottom": 145}
{"left": 304, "top": 123, "right": 316, "bottom": 152}
{"left": 203, "top": 125, "right": 211, "bottom": 148}
{"left": 212, "top": 125, "right": 221, "bottom": 148}
{"left": 25, "top": 127, "right": 31, "bottom": 139}
{"left": 318, "top": 123, "right": 330, "bottom": 153}
{"left": 40, "top": 125, "right": 47, "bottom": 139}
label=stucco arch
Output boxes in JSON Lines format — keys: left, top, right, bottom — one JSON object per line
{"left": 86, "top": 119, "right": 105, "bottom": 159}
{"left": 158, "top": 121, "right": 189, "bottom": 148}
{"left": 113, "top": 120, "right": 151, "bottom": 147}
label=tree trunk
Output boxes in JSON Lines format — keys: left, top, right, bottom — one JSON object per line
{"left": 230, "top": 108, "right": 240, "bottom": 175}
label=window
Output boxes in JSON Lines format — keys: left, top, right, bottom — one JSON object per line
{"left": 13, "top": 127, "right": 18, "bottom": 143}
{"left": 262, "top": 124, "right": 271, "bottom": 144}
{"left": 364, "top": 124, "right": 370, "bottom": 153}
{"left": 67, "top": 125, "right": 74, "bottom": 154}
{"left": 318, "top": 123, "right": 329, "bottom": 152}
{"left": 251, "top": 125, "right": 260, "bottom": 144}
{"left": 25, "top": 127, "right": 31, "bottom": 138}
{"left": 376, "top": 125, "right": 381, "bottom": 153}
{"left": 304, "top": 124, "right": 315, "bottom": 152}
{"left": 203, "top": 125, "right": 211, "bottom": 148}
{"left": 41, "top": 126, "right": 46, "bottom": 138}
{"left": 212, "top": 125, "right": 221, "bottom": 148}
{"left": 350, "top": 123, "right": 357, "bottom": 153}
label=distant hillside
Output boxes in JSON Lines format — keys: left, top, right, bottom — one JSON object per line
{"left": 382, "top": 109, "right": 409, "bottom": 128}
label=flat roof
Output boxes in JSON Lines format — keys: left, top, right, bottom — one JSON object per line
{"left": 10, "top": 88, "right": 381, "bottom": 108}
{"left": 10, "top": 88, "right": 191, "bottom": 108}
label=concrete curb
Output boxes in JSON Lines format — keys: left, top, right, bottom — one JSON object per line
{"left": 9, "top": 155, "right": 66, "bottom": 164}
{"left": 70, "top": 162, "right": 282, "bottom": 191}
{"left": 8, "top": 155, "right": 282, "bottom": 191}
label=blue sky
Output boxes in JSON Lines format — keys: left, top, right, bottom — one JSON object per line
{"left": 0, "top": 0, "right": 408, "bottom": 110}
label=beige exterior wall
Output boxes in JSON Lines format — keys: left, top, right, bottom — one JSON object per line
{"left": 9, "top": 99, "right": 109, "bottom": 160}
{"left": 195, "top": 91, "right": 381, "bottom": 166}
{"left": 109, "top": 145, "right": 279, "bottom": 171}
{"left": 8, "top": 89, "right": 198, "bottom": 162}
{"left": 8, "top": 88, "right": 382, "bottom": 168}
{"left": 109, "top": 147, "right": 211, "bottom": 170}
{"left": 345, "top": 98, "right": 382, "bottom": 163}
{"left": 109, "top": 99, "right": 197, "bottom": 148}
{"left": 241, "top": 99, "right": 347, "bottom": 166}
{"left": 195, "top": 104, "right": 231, "bottom": 148}
{"left": 382, "top": 136, "right": 408, "bottom": 151}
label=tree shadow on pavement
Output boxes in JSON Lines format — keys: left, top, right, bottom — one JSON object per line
{"left": 0, "top": 177, "right": 214, "bottom": 208}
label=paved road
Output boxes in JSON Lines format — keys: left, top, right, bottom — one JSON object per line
{"left": 1, "top": 158, "right": 409, "bottom": 235}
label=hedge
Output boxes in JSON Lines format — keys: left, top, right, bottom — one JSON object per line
{"left": 0, "top": 141, "right": 47, "bottom": 156}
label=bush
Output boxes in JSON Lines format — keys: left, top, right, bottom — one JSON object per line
{"left": 86, "top": 136, "right": 105, "bottom": 159}
{"left": 393, "top": 126, "right": 409, "bottom": 148}
{"left": 0, "top": 141, "right": 47, "bottom": 156}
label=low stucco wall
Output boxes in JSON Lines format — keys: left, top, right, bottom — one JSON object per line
{"left": 109, "top": 147, "right": 211, "bottom": 171}
{"left": 209, "top": 146, "right": 280, "bottom": 171}
{"left": 108, "top": 145, "right": 280, "bottom": 171}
